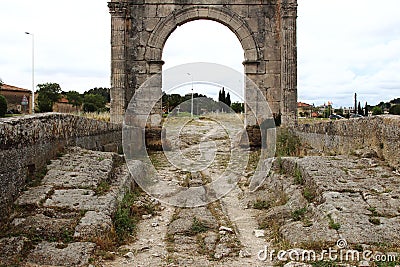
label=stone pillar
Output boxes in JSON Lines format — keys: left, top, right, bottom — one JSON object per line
{"left": 108, "top": 1, "right": 128, "bottom": 124}
{"left": 280, "top": 1, "right": 298, "bottom": 126}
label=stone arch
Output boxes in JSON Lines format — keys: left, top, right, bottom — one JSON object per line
{"left": 147, "top": 6, "right": 259, "bottom": 64}
{"left": 108, "top": 0, "right": 298, "bottom": 126}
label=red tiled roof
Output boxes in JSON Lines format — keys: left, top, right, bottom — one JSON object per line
{"left": 1, "top": 83, "right": 31, "bottom": 93}
{"left": 298, "top": 102, "right": 312, "bottom": 108}
{"left": 58, "top": 97, "right": 69, "bottom": 104}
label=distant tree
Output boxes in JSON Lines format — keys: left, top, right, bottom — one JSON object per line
{"left": 66, "top": 91, "right": 83, "bottom": 107}
{"left": 364, "top": 102, "right": 368, "bottom": 116}
{"left": 83, "top": 94, "right": 106, "bottom": 112}
{"left": 372, "top": 106, "right": 383, "bottom": 115}
{"left": 0, "top": 78, "right": 3, "bottom": 88}
{"left": 37, "top": 83, "right": 62, "bottom": 112}
{"left": 390, "top": 98, "right": 400, "bottom": 105}
{"left": 358, "top": 102, "right": 363, "bottom": 116}
{"left": 218, "top": 88, "right": 226, "bottom": 104}
{"left": 335, "top": 108, "right": 344, "bottom": 116}
{"left": 0, "top": 95, "right": 7, "bottom": 117}
{"left": 231, "top": 102, "right": 244, "bottom": 113}
{"left": 84, "top": 87, "right": 110, "bottom": 103}
{"left": 226, "top": 92, "right": 231, "bottom": 107}
{"left": 354, "top": 93, "right": 357, "bottom": 114}
{"left": 389, "top": 105, "right": 400, "bottom": 115}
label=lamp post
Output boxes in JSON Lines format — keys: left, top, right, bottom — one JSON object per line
{"left": 25, "top": 32, "right": 35, "bottom": 114}
{"left": 187, "top": 73, "right": 194, "bottom": 118}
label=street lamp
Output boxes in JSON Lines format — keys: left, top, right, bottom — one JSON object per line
{"left": 25, "top": 32, "right": 35, "bottom": 114}
{"left": 187, "top": 73, "right": 194, "bottom": 118}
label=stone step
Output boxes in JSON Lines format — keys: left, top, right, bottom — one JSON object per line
{"left": 1, "top": 146, "right": 135, "bottom": 267}
{"left": 263, "top": 156, "right": 400, "bottom": 246}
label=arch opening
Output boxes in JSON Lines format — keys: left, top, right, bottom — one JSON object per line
{"left": 162, "top": 19, "right": 244, "bottom": 103}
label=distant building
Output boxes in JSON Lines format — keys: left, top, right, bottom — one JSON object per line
{"left": 297, "top": 102, "right": 313, "bottom": 118}
{"left": 343, "top": 107, "right": 355, "bottom": 116}
{"left": 53, "top": 97, "right": 81, "bottom": 113}
{"left": 0, "top": 83, "right": 32, "bottom": 114}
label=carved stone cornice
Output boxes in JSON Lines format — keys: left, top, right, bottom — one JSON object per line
{"left": 108, "top": 2, "right": 129, "bottom": 17}
{"left": 281, "top": 2, "right": 297, "bottom": 18}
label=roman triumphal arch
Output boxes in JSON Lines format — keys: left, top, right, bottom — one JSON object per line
{"left": 108, "top": 0, "right": 297, "bottom": 126}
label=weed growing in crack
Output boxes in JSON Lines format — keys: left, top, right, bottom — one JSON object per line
{"left": 275, "top": 127, "right": 301, "bottom": 157}
{"left": 190, "top": 217, "right": 209, "bottom": 235}
{"left": 95, "top": 180, "right": 111, "bottom": 195}
{"left": 253, "top": 199, "right": 270, "bottom": 210}
{"left": 327, "top": 214, "right": 341, "bottom": 230}
{"left": 114, "top": 190, "right": 139, "bottom": 243}
{"left": 292, "top": 207, "right": 307, "bottom": 221}
{"left": 294, "top": 164, "right": 304, "bottom": 185}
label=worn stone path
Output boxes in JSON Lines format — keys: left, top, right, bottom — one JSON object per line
{"left": 101, "top": 118, "right": 400, "bottom": 267}
{"left": 102, "top": 117, "right": 273, "bottom": 266}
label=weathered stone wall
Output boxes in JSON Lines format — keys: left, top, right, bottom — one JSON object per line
{"left": 108, "top": 0, "right": 298, "bottom": 126}
{"left": 295, "top": 115, "right": 400, "bottom": 169}
{"left": 0, "top": 113, "right": 122, "bottom": 220}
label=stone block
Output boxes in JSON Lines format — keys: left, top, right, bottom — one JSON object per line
{"left": 27, "top": 241, "right": 96, "bottom": 267}
{"left": 156, "top": 4, "right": 175, "bottom": 18}
{"left": 0, "top": 237, "right": 29, "bottom": 266}
{"left": 74, "top": 211, "right": 113, "bottom": 241}
{"left": 15, "top": 185, "right": 53, "bottom": 207}
{"left": 144, "top": 18, "right": 160, "bottom": 32}
{"left": 266, "top": 60, "right": 281, "bottom": 74}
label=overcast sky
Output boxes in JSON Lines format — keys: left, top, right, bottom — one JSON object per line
{"left": 0, "top": 0, "right": 399, "bottom": 107}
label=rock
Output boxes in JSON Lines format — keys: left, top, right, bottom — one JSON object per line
{"left": 168, "top": 207, "right": 218, "bottom": 235}
{"left": 10, "top": 213, "right": 77, "bottom": 240}
{"left": 254, "top": 229, "right": 265, "bottom": 238}
{"left": 219, "top": 226, "right": 234, "bottom": 233}
{"left": 283, "top": 262, "right": 312, "bottom": 267}
{"left": 124, "top": 251, "right": 134, "bottom": 259}
{"left": 358, "top": 260, "right": 370, "bottom": 267}
{"left": 0, "top": 236, "right": 29, "bottom": 266}
{"left": 151, "top": 222, "right": 159, "bottom": 227}
{"left": 44, "top": 189, "right": 117, "bottom": 216}
{"left": 74, "top": 211, "right": 113, "bottom": 241}
{"left": 214, "top": 243, "right": 232, "bottom": 259}
{"left": 142, "top": 214, "right": 152, "bottom": 219}
{"left": 239, "top": 250, "right": 251, "bottom": 258}
{"left": 27, "top": 241, "right": 96, "bottom": 266}
{"left": 203, "top": 232, "right": 218, "bottom": 251}
{"left": 14, "top": 185, "right": 53, "bottom": 207}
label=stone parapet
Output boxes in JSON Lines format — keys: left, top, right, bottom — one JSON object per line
{"left": 0, "top": 113, "right": 122, "bottom": 221}
{"left": 294, "top": 115, "right": 400, "bottom": 169}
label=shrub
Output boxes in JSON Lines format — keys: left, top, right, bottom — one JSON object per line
{"left": 0, "top": 95, "right": 7, "bottom": 117}
{"left": 389, "top": 104, "right": 400, "bottom": 115}
{"left": 372, "top": 106, "right": 383, "bottom": 115}
{"left": 114, "top": 191, "right": 138, "bottom": 243}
